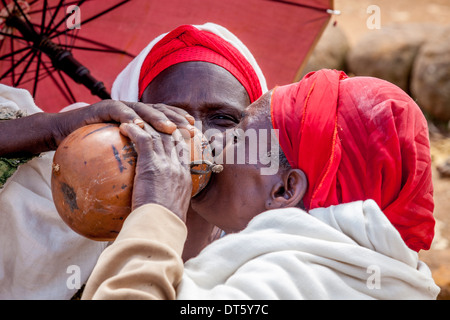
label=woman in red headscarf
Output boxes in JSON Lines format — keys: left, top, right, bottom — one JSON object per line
{"left": 82, "top": 69, "right": 439, "bottom": 300}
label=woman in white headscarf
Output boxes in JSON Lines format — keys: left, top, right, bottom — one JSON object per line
{"left": 0, "top": 22, "right": 266, "bottom": 299}
{"left": 112, "top": 22, "right": 269, "bottom": 260}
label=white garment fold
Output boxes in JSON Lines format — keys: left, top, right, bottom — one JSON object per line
{"left": 111, "top": 22, "right": 268, "bottom": 102}
{"left": 0, "top": 84, "right": 108, "bottom": 300}
{"left": 178, "top": 200, "right": 439, "bottom": 299}
{"left": 0, "top": 84, "right": 42, "bottom": 115}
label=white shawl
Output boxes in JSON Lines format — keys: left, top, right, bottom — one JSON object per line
{"left": 178, "top": 200, "right": 439, "bottom": 299}
{"left": 111, "top": 22, "right": 268, "bottom": 102}
{"left": 0, "top": 84, "right": 108, "bottom": 300}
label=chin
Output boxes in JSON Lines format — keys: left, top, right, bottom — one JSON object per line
{"left": 190, "top": 173, "right": 231, "bottom": 228}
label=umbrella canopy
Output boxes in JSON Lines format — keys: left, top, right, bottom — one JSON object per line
{"left": 0, "top": 0, "right": 334, "bottom": 112}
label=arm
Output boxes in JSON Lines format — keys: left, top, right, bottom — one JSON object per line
{"left": 83, "top": 122, "right": 192, "bottom": 300}
{"left": 0, "top": 112, "right": 58, "bottom": 157}
{"left": 82, "top": 203, "right": 187, "bottom": 300}
{"left": 0, "top": 99, "right": 195, "bottom": 158}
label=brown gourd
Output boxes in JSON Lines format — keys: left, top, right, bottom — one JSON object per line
{"left": 51, "top": 123, "right": 214, "bottom": 241}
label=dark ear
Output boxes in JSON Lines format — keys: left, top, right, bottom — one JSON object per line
{"left": 265, "top": 169, "right": 307, "bottom": 210}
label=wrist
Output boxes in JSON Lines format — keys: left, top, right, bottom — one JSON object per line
{"left": 133, "top": 198, "right": 189, "bottom": 224}
{"left": 0, "top": 112, "right": 58, "bottom": 156}
{"left": 39, "top": 112, "right": 61, "bottom": 151}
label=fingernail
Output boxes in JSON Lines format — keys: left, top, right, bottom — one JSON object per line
{"left": 185, "top": 114, "right": 195, "bottom": 124}
{"left": 166, "top": 120, "right": 177, "bottom": 128}
{"left": 133, "top": 118, "right": 144, "bottom": 128}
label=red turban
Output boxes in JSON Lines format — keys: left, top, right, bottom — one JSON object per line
{"left": 138, "top": 25, "right": 262, "bottom": 102}
{"left": 271, "top": 69, "right": 435, "bottom": 252}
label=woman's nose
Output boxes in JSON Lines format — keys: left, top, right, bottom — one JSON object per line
{"left": 205, "top": 130, "right": 226, "bottom": 164}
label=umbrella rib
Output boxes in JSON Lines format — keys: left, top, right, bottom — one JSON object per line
{"left": 45, "top": 0, "right": 87, "bottom": 37}
{"left": 0, "top": 0, "right": 11, "bottom": 15}
{"left": 16, "top": 60, "right": 53, "bottom": 87}
{"left": 56, "top": 70, "right": 76, "bottom": 104}
{"left": 58, "top": 43, "right": 133, "bottom": 56}
{"left": 39, "top": 0, "right": 48, "bottom": 35}
{"left": 14, "top": 48, "right": 38, "bottom": 86}
{"left": 43, "top": 0, "right": 64, "bottom": 35}
{"left": 0, "top": 45, "right": 33, "bottom": 60}
{"left": 10, "top": 36, "right": 15, "bottom": 85}
{"left": 32, "top": 50, "right": 42, "bottom": 96}
{"left": 27, "top": 0, "right": 41, "bottom": 7}
{"left": 0, "top": 48, "right": 34, "bottom": 80}
{"left": 41, "top": 62, "right": 74, "bottom": 104}
{"left": 72, "top": 0, "right": 131, "bottom": 28}
{"left": 0, "top": 30, "right": 27, "bottom": 41}
{"left": 55, "top": 32, "right": 135, "bottom": 58}
{"left": 11, "top": 0, "right": 37, "bottom": 31}
{"left": 49, "top": 0, "right": 132, "bottom": 40}
{"left": 28, "top": 0, "right": 79, "bottom": 15}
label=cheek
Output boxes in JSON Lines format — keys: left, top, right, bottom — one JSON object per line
{"left": 215, "top": 166, "right": 269, "bottom": 231}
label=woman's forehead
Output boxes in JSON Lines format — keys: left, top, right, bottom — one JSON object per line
{"left": 239, "top": 93, "right": 273, "bottom": 130}
{"left": 141, "top": 62, "right": 250, "bottom": 108}
{"left": 243, "top": 90, "right": 273, "bottom": 120}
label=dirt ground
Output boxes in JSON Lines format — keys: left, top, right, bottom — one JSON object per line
{"left": 333, "top": 0, "right": 450, "bottom": 298}
{"left": 333, "top": 0, "right": 450, "bottom": 45}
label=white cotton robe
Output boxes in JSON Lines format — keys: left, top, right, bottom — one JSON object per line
{"left": 177, "top": 200, "right": 440, "bottom": 299}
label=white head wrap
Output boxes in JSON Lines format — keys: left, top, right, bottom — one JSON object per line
{"left": 111, "top": 22, "right": 267, "bottom": 102}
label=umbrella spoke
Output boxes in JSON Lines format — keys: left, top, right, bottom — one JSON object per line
{"left": 11, "top": 0, "right": 36, "bottom": 31}
{"left": 14, "top": 59, "right": 53, "bottom": 87}
{"left": 32, "top": 50, "right": 42, "bottom": 96}
{"left": 49, "top": 0, "right": 131, "bottom": 40}
{"left": 0, "top": 30, "right": 27, "bottom": 41}
{"left": 14, "top": 48, "right": 37, "bottom": 86}
{"left": 42, "top": 0, "right": 64, "bottom": 36}
{"left": 0, "top": 45, "right": 33, "bottom": 60}
{"left": 41, "top": 62, "right": 74, "bottom": 104}
{"left": 45, "top": 0, "right": 87, "bottom": 37}
{"left": 27, "top": 0, "right": 41, "bottom": 7}
{"left": 1, "top": 0, "right": 140, "bottom": 106}
{"left": 56, "top": 69, "right": 76, "bottom": 103}
{"left": 28, "top": 0, "right": 79, "bottom": 15}
{"left": 59, "top": 43, "right": 132, "bottom": 56}
{"left": 55, "top": 32, "right": 135, "bottom": 58}
{"left": 0, "top": 48, "right": 33, "bottom": 81}
{"left": 39, "top": 0, "right": 47, "bottom": 35}
{"left": 0, "top": 0, "right": 11, "bottom": 14}
{"left": 72, "top": 0, "right": 131, "bottom": 29}
{"left": 10, "top": 35, "right": 15, "bottom": 85}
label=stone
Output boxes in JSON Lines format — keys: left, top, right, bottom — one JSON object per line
{"left": 437, "top": 157, "right": 450, "bottom": 178}
{"left": 411, "top": 26, "right": 450, "bottom": 123}
{"left": 432, "top": 265, "right": 450, "bottom": 300}
{"left": 346, "top": 23, "right": 439, "bottom": 93}
{"left": 298, "top": 22, "right": 350, "bottom": 79}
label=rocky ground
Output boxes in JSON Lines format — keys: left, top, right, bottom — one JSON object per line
{"left": 305, "top": 0, "right": 450, "bottom": 299}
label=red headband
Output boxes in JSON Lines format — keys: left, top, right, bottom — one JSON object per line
{"left": 138, "top": 25, "right": 262, "bottom": 102}
{"left": 271, "top": 69, "right": 435, "bottom": 252}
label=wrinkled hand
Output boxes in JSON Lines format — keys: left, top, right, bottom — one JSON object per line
{"left": 50, "top": 99, "right": 195, "bottom": 147}
{"left": 119, "top": 122, "right": 192, "bottom": 222}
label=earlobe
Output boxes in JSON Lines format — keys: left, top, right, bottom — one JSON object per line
{"left": 265, "top": 169, "right": 307, "bottom": 210}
